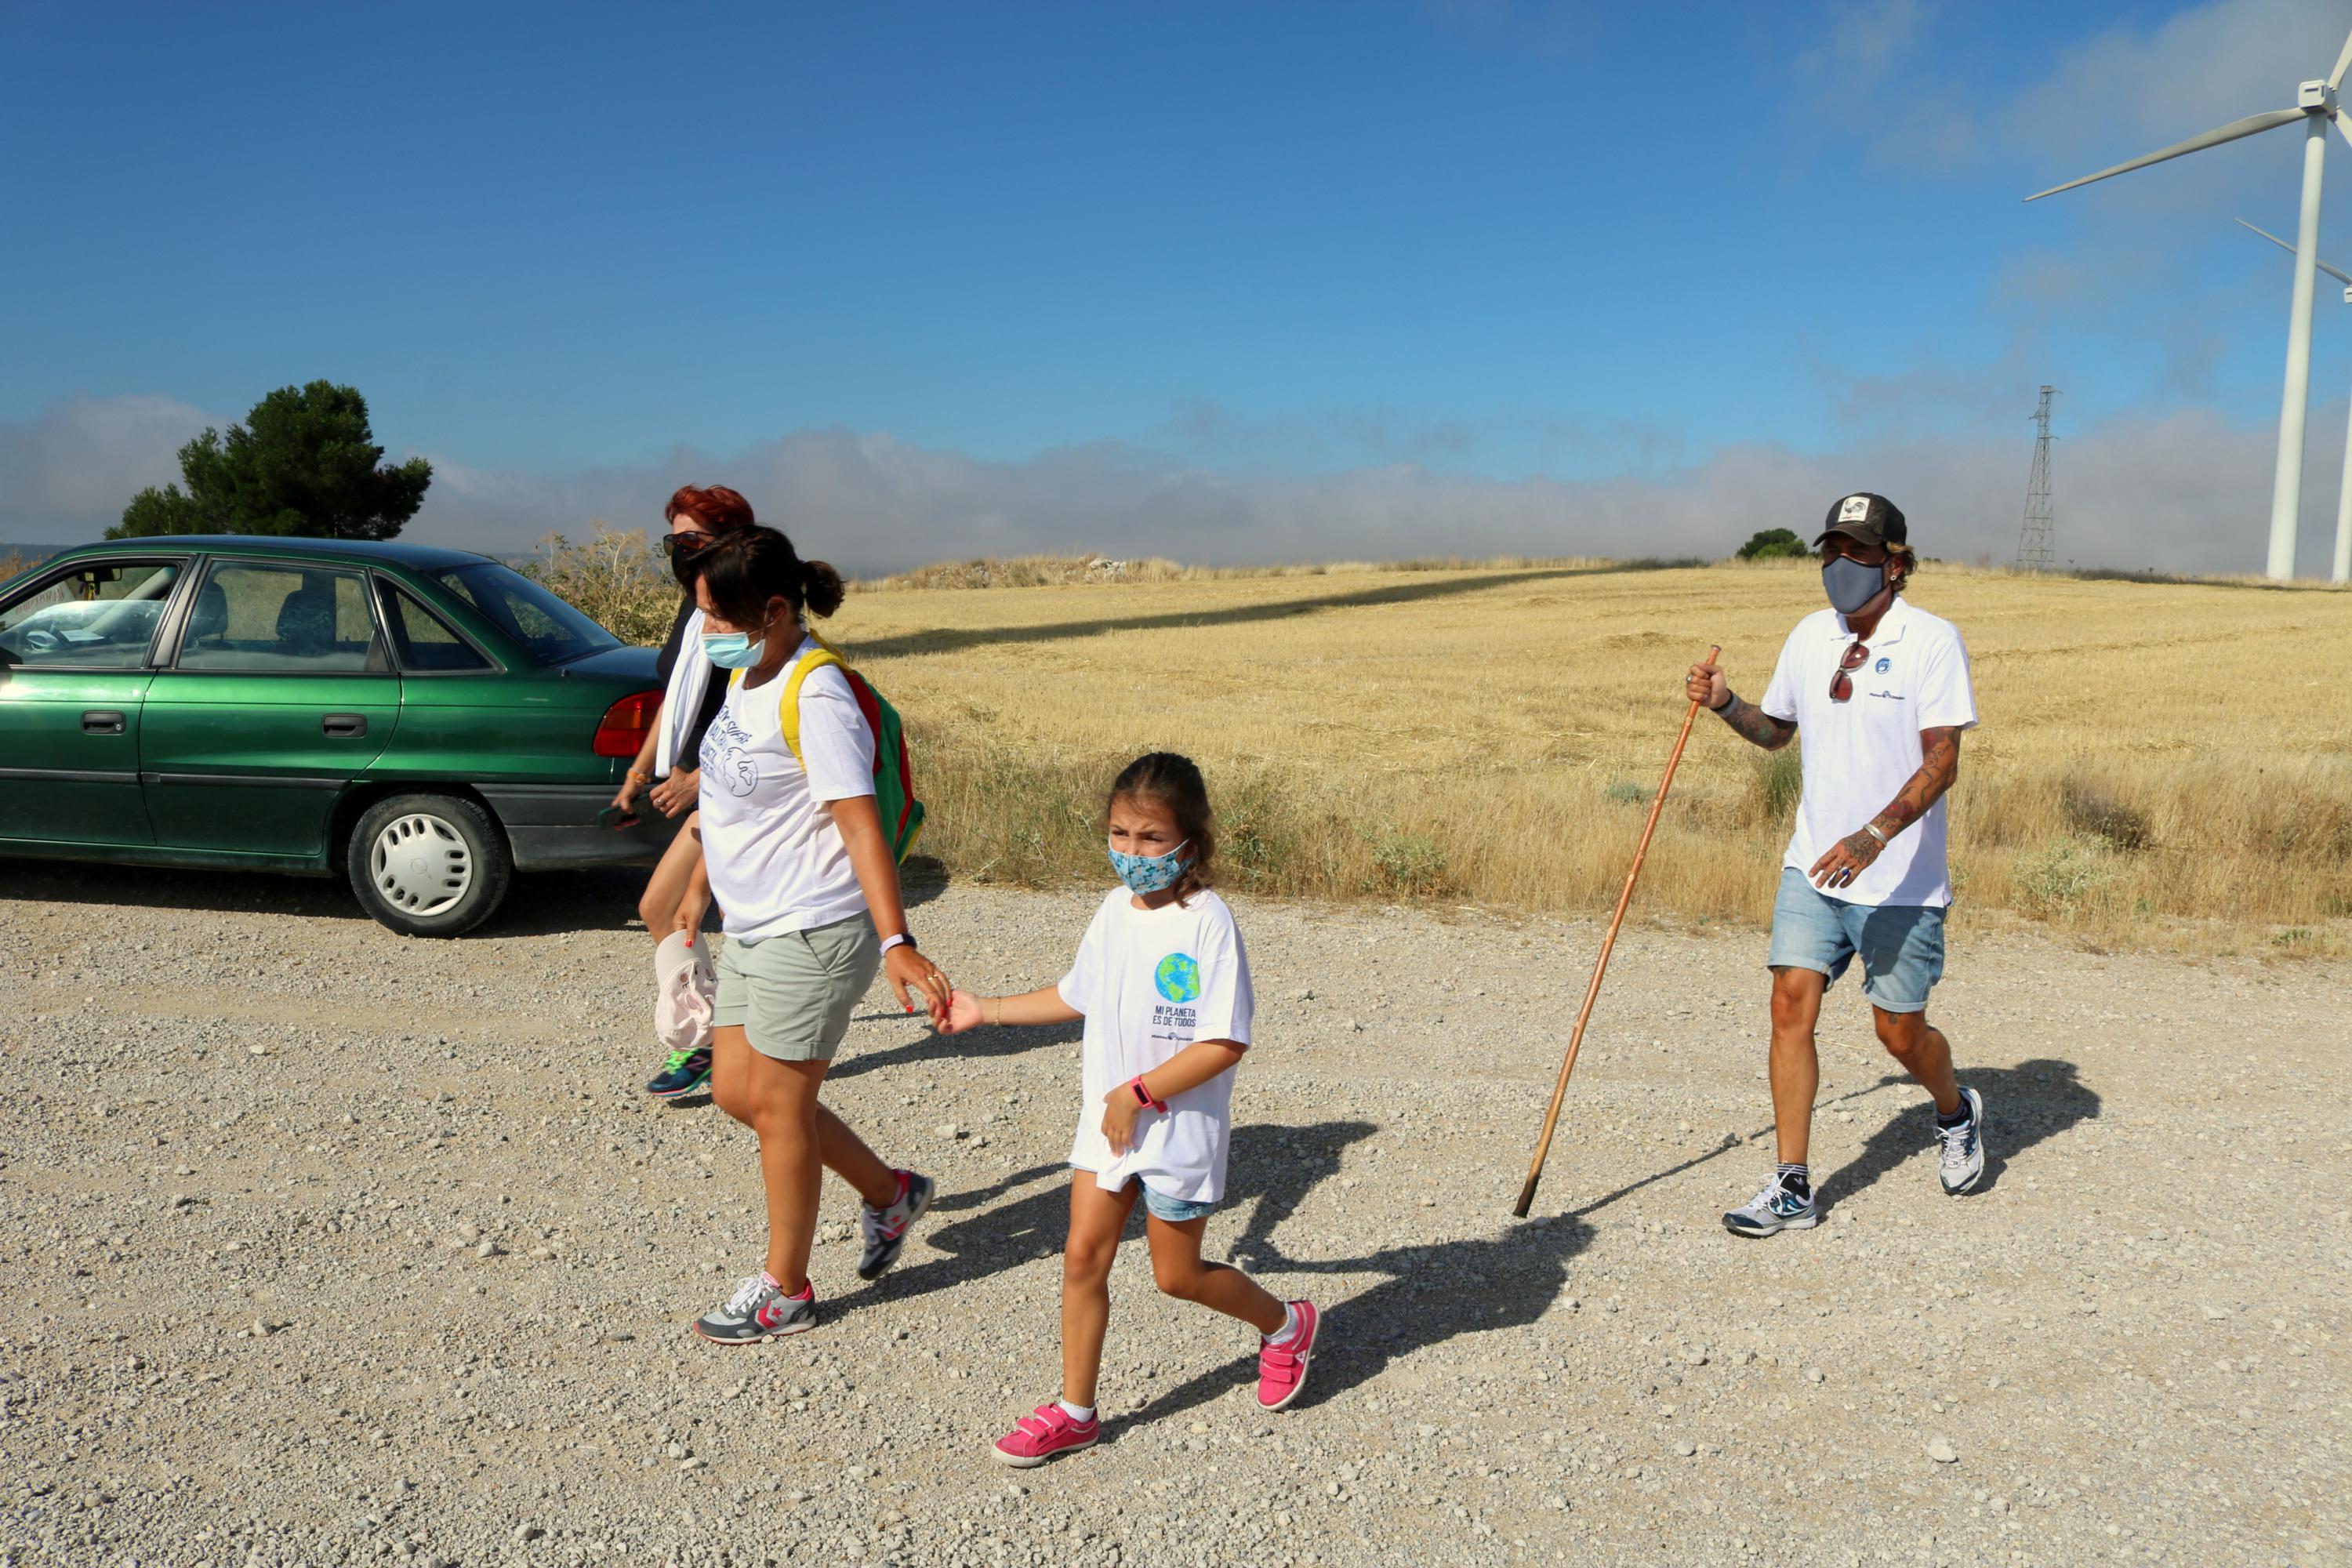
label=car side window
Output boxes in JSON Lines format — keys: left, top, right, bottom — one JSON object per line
{"left": 376, "top": 582, "right": 492, "bottom": 672}
{"left": 0, "top": 561, "right": 182, "bottom": 668}
{"left": 176, "top": 562, "right": 386, "bottom": 673}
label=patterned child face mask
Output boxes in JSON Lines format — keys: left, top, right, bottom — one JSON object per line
{"left": 1109, "top": 837, "right": 1190, "bottom": 895}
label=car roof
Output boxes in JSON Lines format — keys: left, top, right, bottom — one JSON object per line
{"left": 53, "top": 535, "right": 499, "bottom": 571}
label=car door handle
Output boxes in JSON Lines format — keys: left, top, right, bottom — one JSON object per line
{"left": 82, "top": 710, "right": 126, "bottom": 735}
{"left": 322, "top": 713, "right": 369, "bottom": 739}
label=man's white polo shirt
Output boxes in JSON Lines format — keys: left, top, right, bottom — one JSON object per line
{"left": 1759, "top": 596, "right": 1979, "bottom": 909}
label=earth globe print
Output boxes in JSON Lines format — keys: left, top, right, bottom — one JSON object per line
{"left": 1154, "top": 953, "right": 1202, "bottom": 1004}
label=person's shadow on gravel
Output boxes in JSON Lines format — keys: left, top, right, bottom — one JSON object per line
{"left": 841, "top": 1120, "right": 1380, "bottom": 1311}
{"left": 826, "top": 1019, "right": 1080, "bottom": 1083}
{"left": 1103, "top": 1120, "right": 1593, "bottom": 1429}
{"left": 1121, "top": 1220, "right": 1593, "bottom": 1430}
{"left": 1815, "top": 1058, "right": 2098, "bottom": 1210}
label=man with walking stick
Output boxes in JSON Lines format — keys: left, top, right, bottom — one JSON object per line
{"left": 1689, "top": 493, "right": 1987, "bottom": 1237}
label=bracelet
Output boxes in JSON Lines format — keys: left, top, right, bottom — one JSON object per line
{"left": 1862, "top": 822, "right": 1889, "bottom": 846}
{"left": 626, "top": 768, "right": 654, "bottom": 786}
{"left": 989, "top": 995, "right": 1004, "bottom": 1027}
{"left": 1128, "top": 1076, "right": 1167, "bottom": 1113}
{"left": 878, "top": 931, "right": 913, "bottom": 956}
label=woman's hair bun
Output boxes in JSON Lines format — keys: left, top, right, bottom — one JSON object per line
{"left": 800, "top": 560, "right": 845, "bottom": 619}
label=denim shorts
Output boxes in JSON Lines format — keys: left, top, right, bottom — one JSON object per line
{"left": 1766, "top": 866, "right": 1946, "bottom": 1014}
{"left": 1088, "top": 1174, "right": 1217, "bottom": 1224}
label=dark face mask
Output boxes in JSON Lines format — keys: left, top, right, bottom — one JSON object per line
{"left": 1822, "top": 554, "right": 1888, "bottom": 615}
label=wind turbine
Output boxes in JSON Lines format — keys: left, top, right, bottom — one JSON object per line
{"left": 2238, "top": 217, "right": 2352, "bottom": 584}
{"left": 2026, "top": 24, "right": 2352, "bottom": 581}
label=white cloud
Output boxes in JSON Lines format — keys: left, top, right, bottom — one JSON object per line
{"left": 413, "top": 408, "right": 2349, "bottom": 579}
{"left": 8, "top": 390, "right": 2340, "bottom": 579}
{"left": 1803, "top": 0, "right": 2352, "bottom": 201}
{"left": 0, "top": 393, "right": 214, "bottom": 541}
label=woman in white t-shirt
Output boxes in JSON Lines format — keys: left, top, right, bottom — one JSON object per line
{"left": 938, "top": 753, "right": 1321, "bottom": 1466}
{"left": 681, "top": 527, "right": 956, "bottom": 1346}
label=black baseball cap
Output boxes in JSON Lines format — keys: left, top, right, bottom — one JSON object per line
{"left": 1813, "top": 492, "right": 1907, "bottom": 550}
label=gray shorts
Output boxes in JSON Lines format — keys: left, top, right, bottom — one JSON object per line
{"left": 713, "top": 913, "right": 881, "bottom": 1062}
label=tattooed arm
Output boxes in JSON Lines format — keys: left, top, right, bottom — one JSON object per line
{"left": 1808, "top": 726, "right": 1963, "bottom": 889}
{"left": 1717, "top": 694, "right": 1798, "bottom": 752}
{"left": 1686, "top": 659, "right": 1797, "bottom": 751}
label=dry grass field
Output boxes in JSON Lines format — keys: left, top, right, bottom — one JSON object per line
{"left": 814, "top": 556, "right": 2351, "bottom": 956}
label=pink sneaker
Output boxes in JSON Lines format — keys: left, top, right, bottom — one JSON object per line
{"left": 1257, "top": 1299, "right": 1319, "bottom": 1411}
{"left": 991, "top": 1402, "right": 1100, "bottom": 1468}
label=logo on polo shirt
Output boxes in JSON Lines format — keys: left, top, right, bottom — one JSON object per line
{"left": 1874, "top": 656, "right": 1891, "bottom": 673}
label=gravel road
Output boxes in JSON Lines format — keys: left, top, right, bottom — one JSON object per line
{"left": 2, "top": 862, "right": 2345, "bottom": 1568}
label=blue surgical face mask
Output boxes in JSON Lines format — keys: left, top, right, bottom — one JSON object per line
{"left": 702, "top": 630, "right": 764, "bottom": 670}
{"left": 1109, "top": 837, "right": 1190, "bottom": 895}
{"left": 1822, "top": 554, "right": 1888, "bottom": 616}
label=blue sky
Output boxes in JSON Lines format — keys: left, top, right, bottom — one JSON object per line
{"left": 6, "top": 0, "right": 2352, "bottom": 571}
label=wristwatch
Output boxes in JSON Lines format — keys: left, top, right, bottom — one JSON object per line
{"left": 878, "top": 931, "right": 915, "bottom": 956}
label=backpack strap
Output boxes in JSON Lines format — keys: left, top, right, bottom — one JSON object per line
{"left": 776, "top": 646, "right": 848, "bottom": 762}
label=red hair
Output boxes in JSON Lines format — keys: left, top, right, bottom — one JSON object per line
{"left": 664, "top": 485, "right": 754, "bottom": 532}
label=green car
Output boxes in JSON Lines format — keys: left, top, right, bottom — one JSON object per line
{"left": 0, "top": 534, "right": 681, "bottom": 935}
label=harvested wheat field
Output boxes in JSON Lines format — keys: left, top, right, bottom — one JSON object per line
{"left": 808, "top": 558, "right": 2352, "bottom": 955}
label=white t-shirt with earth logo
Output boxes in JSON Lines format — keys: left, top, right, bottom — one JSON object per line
{"left": 1059, "top": 887, "right": 1254, "bottom": 1204}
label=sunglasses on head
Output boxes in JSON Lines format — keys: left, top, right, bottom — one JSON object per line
{"left": 1831, "top": 640, "right": 1870, "bottom": 702}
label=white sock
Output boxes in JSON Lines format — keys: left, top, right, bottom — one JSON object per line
{"left": 1270, "top": 1301, "right": 1302, "bottom": 1345}
{"left": 1058, "top": 1399, "right": 1094, "bottom": 1423}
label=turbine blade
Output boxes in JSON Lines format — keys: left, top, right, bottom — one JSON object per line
{"left": 2331, "top": 24, "right": 2352, "bottom": 90}
{"left": 2236, "top": 216, "right": 2352, "bottom": 287}
{"left": 2024, "top": 107, "right": 2309, "bottom": 201}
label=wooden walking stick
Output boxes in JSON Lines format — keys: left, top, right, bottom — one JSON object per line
{"left": 1512, "top": 644, "right": 1721, "bottom": 1218}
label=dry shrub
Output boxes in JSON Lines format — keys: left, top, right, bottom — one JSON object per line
{"left": 521, "top": 521, "right": 675, "bottom": 645}
{"left": 2060, "top": 779, "right": 2152, "bottom": 851}
{"left": 0, "top": 553, "right": 31, "bottom": 586}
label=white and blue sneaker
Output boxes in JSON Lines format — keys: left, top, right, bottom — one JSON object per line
{"left": 1723, "top": 1172, "right": 1818, "bottom": 1238}
{"left": 1936, "top": 1087, "right": 1987, "bottom": 1195}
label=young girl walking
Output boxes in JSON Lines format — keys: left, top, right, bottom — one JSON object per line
{"left": 938, "top": 753, "right": 1319, "bottom": 1465}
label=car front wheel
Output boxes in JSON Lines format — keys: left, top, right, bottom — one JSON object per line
{"left": 346, "top": 792, "right": 514, "bottom": 937}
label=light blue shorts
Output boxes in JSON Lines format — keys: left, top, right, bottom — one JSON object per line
{"left": 1766, "top": 866, "right": 1946, "bottom": 1014}
{"left": 1085, "top": 1172, "right": 1217, "bottom": 1224}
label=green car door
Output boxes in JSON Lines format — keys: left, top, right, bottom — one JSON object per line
{"left": 140, "top": 557, "right": 398, "bottom": 859}
{"left": 0, "top": 557, "right": 185, "bottom": 846}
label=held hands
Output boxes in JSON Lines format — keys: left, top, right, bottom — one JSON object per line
{"left": 649, "top": 768, "right": 699, "bottom": 817}
{"left": 886, "top": 944, "right": 953, "bottom": 1029}
{"left": 1686, "top": 659, "right": 1729, "bottom": 712}
{"left": 1809, "top": 826, "right": 1885, "bottom": 890}
{"left": 937, "top": 989, "right": 989, "bottom": 1036}
{"left": 1100, "top": 1087, "right": 1142, "bottom": 1157}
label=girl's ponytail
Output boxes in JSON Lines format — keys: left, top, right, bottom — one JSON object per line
{"left": 801, "top": 559, "right": 846, "bottom": 619}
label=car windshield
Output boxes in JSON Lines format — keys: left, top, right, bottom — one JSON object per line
{"left": 427, "top": 563, "right": 619, "bottom": 665}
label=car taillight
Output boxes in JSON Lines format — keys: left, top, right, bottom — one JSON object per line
{"left": 593, "top": 691, "right": 662, "bottom": 758}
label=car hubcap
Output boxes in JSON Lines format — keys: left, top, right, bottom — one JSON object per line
{"left": 370, "top": 813, "right": 473, "bottom": 916}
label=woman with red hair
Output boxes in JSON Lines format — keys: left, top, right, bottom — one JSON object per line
{"left": 614, "top": 484, "right": 756, "bottom": 1099}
